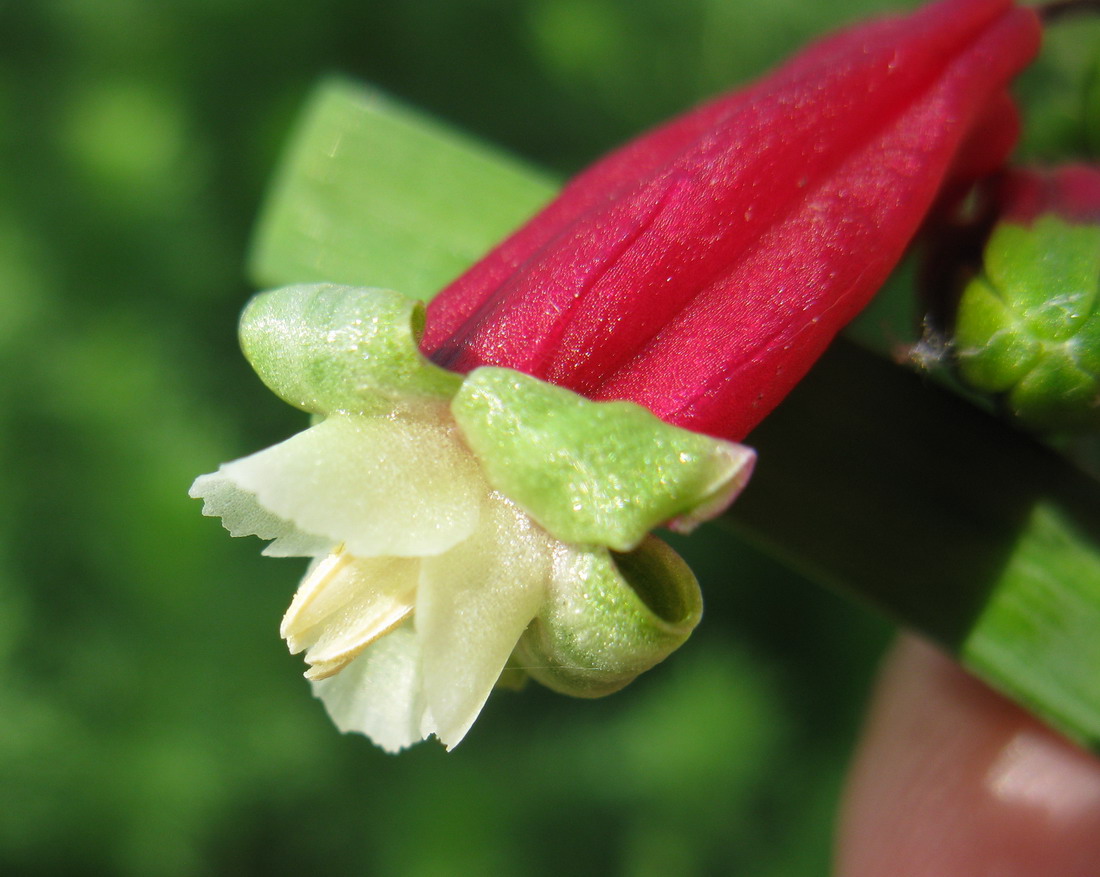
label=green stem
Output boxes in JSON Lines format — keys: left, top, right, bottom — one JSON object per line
{"left": 1037, "top": 0, "right": 1100, "bottom": 25}
{"left": 725, "top": 339, "right": 1100, "bottom": 751}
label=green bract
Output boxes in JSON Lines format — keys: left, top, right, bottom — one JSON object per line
{"left": 452, "top": 368, "right": 755, "bottom": 551}
{"left": 955, "top": 217, "right": 1100, "bottom": 431}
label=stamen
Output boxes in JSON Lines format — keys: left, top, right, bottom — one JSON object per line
{"left": 280, "top": 547, "right": 354, "bottom": 646}
{"left": 280, "top": 546, "right": 418, "bottom": 679}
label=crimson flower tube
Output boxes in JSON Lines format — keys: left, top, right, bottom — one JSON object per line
{"left": 424, "top": 0, "right": 1041, "bottom": 441}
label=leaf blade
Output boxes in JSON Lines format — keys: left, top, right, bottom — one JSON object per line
{"left": 249, "top": 78, "right": 559, "bottom": 299}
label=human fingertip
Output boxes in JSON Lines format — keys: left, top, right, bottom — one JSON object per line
{"left": 835, "top": 635, "right": 1100, "bottom": 877}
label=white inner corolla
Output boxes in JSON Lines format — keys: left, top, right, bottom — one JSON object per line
{"left": 192, "top": 405, "right": 555, "bottom": 752}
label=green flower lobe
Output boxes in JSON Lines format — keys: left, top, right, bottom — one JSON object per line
{"left": 240, "top": 283, "right": 461, "bottom": 415}
{"left": 451, "top": 367, "right": 755, "bottom": 550}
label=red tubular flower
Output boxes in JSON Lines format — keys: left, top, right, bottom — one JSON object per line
{"left": 422, "top": 0, "right": 1041, "bottom": 441}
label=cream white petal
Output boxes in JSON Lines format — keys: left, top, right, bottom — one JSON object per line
{"left": 189, "top": 471, "right": 333, "bottom": 557}
{"left": 311, "top": 625, "right": 431, "bottom": 753}
{"left": 281, "top": 551, "right": 419, "bottom": 680}
{"left": 198, "top": 412, "right": 484, "bottom": 558}
{"left": 416, "top": 494, "right": 554, "bottom": 750}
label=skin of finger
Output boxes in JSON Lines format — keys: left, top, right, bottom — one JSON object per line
{"left": 835, "top": 635, "right": 1100, "bottom": 877}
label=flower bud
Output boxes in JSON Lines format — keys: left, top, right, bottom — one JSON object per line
{"left": 954, "top": 165, "right": 1100, "bottom": 431}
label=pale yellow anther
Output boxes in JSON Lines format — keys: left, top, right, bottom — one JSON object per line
{"left": 280, "top": 546, "right": 418, "bottom": 681}
{"left": 280, "top": 548, "right": 353, "bottom": 647}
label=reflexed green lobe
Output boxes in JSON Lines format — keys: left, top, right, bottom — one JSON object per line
{"left": 240, "top": 284, "right": 461, "bottom": 415}
{"left": 955, "top": 218, "right": 1100, "bottom": 431}
{"left": 513, "top": 536, "right": 703, "bottom": 698}
{"left": 451, "top": 367, "right": 755, "bottom": 551}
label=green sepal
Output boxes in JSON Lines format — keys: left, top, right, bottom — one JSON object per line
{"left": 512, "top": 536, "right": 703, "bottom": 698}
{"left": 955, "top": 217, "right": 1100, "bottom": 431}
{"left": 240, "top": 284, "right": 461, "bottom": 415}
{"left": 984, "top": 218, "right": 1098, "bottom": 341}
{"left": 451, "top": 367, "right": 755, "bottom": 551}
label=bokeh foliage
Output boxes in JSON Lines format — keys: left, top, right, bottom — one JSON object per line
{"left": 0, "top": 1, "right": 1094, "bottom": 874}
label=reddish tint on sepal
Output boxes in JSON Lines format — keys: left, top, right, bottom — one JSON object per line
{"left": 422, "top": 0, "right": 1040, "bottom": 441}
{"left": 993, "top": 164, "right": 1100, "bottom": 225}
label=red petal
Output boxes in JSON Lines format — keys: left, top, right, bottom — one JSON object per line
{"left": 424, "top": 0, "right": 1041, "bottom": 441}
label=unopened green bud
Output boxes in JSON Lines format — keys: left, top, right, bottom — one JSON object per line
{"left": 955, "top": 216, "right": 1100, "bottom": 431}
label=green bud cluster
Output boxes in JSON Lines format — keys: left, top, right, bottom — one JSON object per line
{"left": 955, "top": 216, "right": 1100, "bottom": 432}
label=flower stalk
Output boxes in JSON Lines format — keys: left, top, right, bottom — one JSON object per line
{"left": 727, "top": 338, "right": 1100, "bottom": 752}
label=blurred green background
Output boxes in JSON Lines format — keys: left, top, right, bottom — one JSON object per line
{"left": 0, "top": 1, "right": 1094, "bottom": 874}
